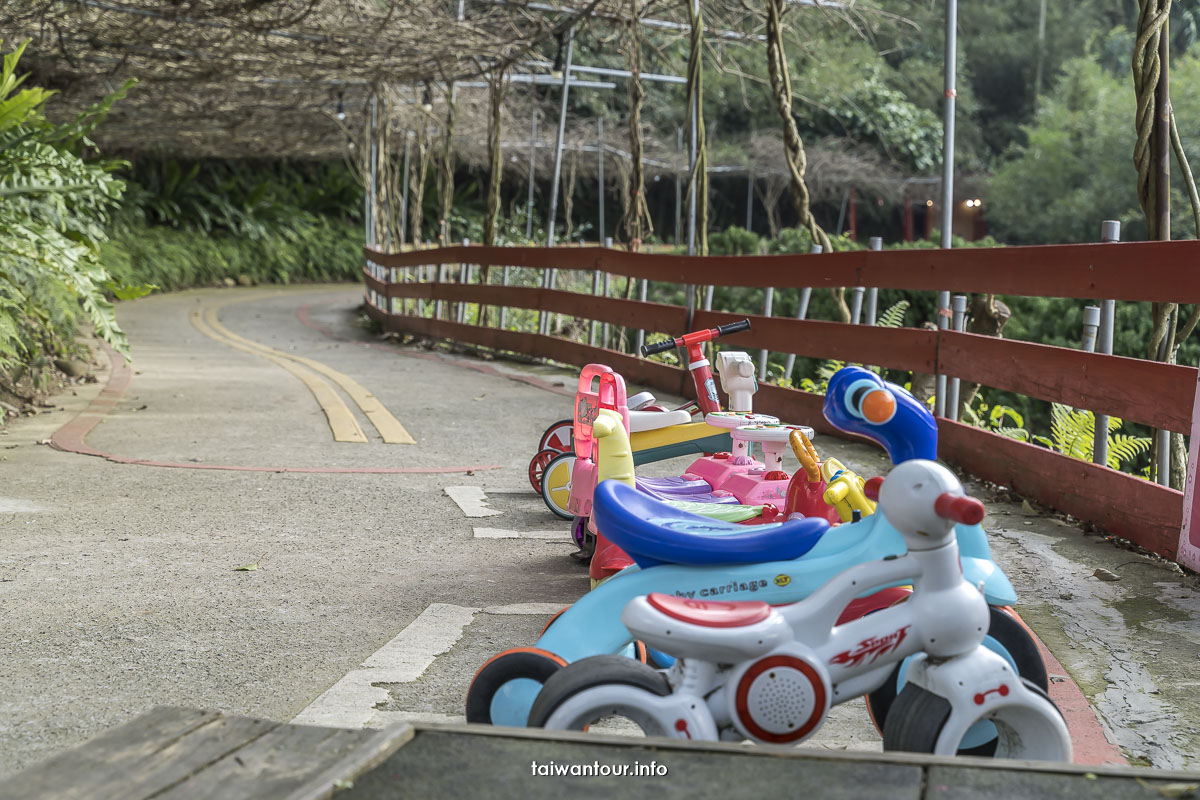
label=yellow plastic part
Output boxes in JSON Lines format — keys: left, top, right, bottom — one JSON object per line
{"left": 593, "top": 408, "right": 636, "bottom": 488}
{"left": 628, "top": 420, "right": 725, "bottom": 452}
{"left": 789, "top": 429, "right": 822, "bottom": 483}
{"left": 821, "top": 457, "right": 877, "bottom": 523}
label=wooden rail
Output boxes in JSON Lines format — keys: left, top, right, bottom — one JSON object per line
{"left": 363, "top": 242, "right": 1200, "bottom": 564}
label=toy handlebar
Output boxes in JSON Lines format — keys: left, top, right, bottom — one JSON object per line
{"left": 640, "top": 319, "right": 751, "bottom": 357}
{"left": 934, "top": 493, "right": 986, "bottom": 526}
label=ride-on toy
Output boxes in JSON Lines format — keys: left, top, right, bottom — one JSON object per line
{"left": 527, "top": 460, "right": 1071, "bottom": 761}
{"left": 529, "top": 320, "right": 757, "bottom": 497}
{"left": 466, "top": 366, "right": 1046, "bottom": 739}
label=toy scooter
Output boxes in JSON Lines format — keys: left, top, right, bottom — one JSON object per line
{"left": 466, "top": 367, "right": 1045, "bottom": 735}
{"left": 527, "top": 460, "right": 1071, "bottom": 762}
{"left": 529, "top": 320, "right": 757, "bottom": 496}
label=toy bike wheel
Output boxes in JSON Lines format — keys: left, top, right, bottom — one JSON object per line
{"left": 465, "top": 647, "right": 567, "bottom": 725}
{"left": 528, "top": 448, "right": 559, "bottom": 494}
{"left": 540, "top": 452, "right": 575, "bottom": 519}
{"left": 882, "top": 679, "right": 1070, "bottom": 760}
{"left": 866, "top": 606, "right": 1048, "bottom": 750}
{"left": 528, "top": 654, "right": 674, "bottom": 736}
{"left": 538, "top": 419, "right": 574, "bottom": 454}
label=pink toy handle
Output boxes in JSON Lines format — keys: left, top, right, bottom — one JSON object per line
{"left": 573, "top": 365, "right": 629, "bottom": 461}
{"left": 934, "top": 493, "right": 986, "bottom": 526}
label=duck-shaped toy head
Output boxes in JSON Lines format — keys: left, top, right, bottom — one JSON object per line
{"left": 823, "top": 366, "right": 937, "bottom": 464}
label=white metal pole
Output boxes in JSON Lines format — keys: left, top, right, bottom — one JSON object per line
{"left": 865, "top": 236, "right": 881, "bottom": 325}
{"left": 935, "top": 0, "right": 958, "bottom": 418}
{"left": 541, "top": 27, "right": 574, "bottom": 335}
{"left": 1095, "top": 220, "right": 1120, "bottom": 466}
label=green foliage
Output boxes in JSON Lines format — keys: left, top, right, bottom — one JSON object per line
{"left": 962, "top": 397, "right": 1031, "bottom": 442}
{"left": 1031, "top": 403, "right": 1151, "bottom": 473}
{"left": 100, "top": 217, "right": 363, "bottom": 290}
{"left": 0, "top": 38, "right": 137, "bottom": 372}
{"left": 708, "top": 226, "right": 761, "bottom": 256}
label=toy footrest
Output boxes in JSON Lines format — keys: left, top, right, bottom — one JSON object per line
{"left": 646, "top": 593, "right": 771, "bottom": 628}
{"left": 636, "top": 475, "right": 713, "bottom": 495}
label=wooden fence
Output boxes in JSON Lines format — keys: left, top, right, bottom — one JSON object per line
{"left": 362, "top": 241, "right": 1200, "bottom": 566}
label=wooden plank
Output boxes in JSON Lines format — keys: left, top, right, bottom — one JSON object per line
{"left": 154, "top": 722, "right": 377, "bottom": 800}
{"left": 367, "top": 240, "right": 1200, "bottom": 302}
{"left": 692, "top": 310, "right": 939, "bottom": 373}
{"left": 2, "top": 707, "right": 276, "bottom": 800}
{"left": 938, "top": 419, "right": 1182, "bottom": 559}
{"left": 283, "top": 724, "right": 415, "bottom": 800}
{"left": 938, "top": 331, "right": 1196, "bottom": 433}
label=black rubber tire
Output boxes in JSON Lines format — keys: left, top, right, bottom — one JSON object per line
{"left": 881, "top": 683, "right": 953, "bottom": 754}
{"left": 465, "top": 648, "right": 565, "bottom": 725}
{"left": 866, "top": 605, "right": 1048, "bottom": 733}
{"left": 538, "top": 419, "right": 574, "bottom": 453}
{"left": 528, "top": 654, "right": 671, "bottom": 729}
{"left": 883, "top": 678, "right": 1057, "bottom": 757}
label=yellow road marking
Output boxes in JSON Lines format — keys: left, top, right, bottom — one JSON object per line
{"left": 189, "top": 307, "right": 368, "bottom": 444}
{"left": 201, "top": 303, "right": 415, "bottom": 445}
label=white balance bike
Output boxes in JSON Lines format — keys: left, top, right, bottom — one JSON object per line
{"left": 528, "top": 459, "right": 1072, "bottom": 760}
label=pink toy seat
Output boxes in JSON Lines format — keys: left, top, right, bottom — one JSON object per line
{"left": 646, "top": 593, "right": 771, "bottom": 628}
{"left": 572, "top": 365, "right": 630, "bottom": 462}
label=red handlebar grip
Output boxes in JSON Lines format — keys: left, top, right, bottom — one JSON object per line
{"left": 934, "top": 493, "right": 986, "bottom": 525}
{"left": 863, "top": 476, "right": 883, "bottom": 501}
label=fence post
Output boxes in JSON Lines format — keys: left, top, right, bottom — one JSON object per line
{"left": 757, "top": 286, "right": 774, "bottom": 381}
{"left": 946, "top": 294, "right": 968, "bottom": 421}
{"left": 458, "top": 239, "right": 470, "bottom": 324}
{"left": 636, "top": 276, "right": 649, "bottom": 355}
{"left": 1178, "top": 367, "right": 1200, "bottom": 570}
{"left": 865, "top": 236, "right": 881, "bottom": 326}
{"left": 782, "top": 244, "right": 820, "bottom": 384}
{"left": 1095, "top": 220, "right": 1119, "bottom": 466}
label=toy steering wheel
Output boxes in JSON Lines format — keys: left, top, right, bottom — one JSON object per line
{"left": 789, "top": 429, "right": 821, "bottom": 484}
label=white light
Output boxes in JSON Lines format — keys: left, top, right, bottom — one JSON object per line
{"left": 336, "top": 111, "right": 346, "bottom": 121}
{"left": 964, "top": 199, "right": 975, "bottom": 208}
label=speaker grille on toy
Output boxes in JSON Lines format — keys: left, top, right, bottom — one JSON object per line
{"left": 735, "top": 655, "right": 827, "bottom": 743}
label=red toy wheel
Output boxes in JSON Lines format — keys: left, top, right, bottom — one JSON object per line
{"left": 538, "top": 419, "right": 574, "bottom": 455}
{"left": 528, "top": 448, "right": 559, "bottom": 493}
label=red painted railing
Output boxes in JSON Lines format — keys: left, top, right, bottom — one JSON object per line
{"left": 362, "top": 241, "right": 1200, "bottom": 565}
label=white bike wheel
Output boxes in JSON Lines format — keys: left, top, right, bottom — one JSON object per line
{"left": 883, "top": 679, "right": 1071, "bottom": 761}
{"left": 529, "top": 654, "right": 677, "bottom": 737}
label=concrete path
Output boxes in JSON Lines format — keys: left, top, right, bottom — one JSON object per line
{"left": 1, "top": 285, "right": 1198, "bottom": 778}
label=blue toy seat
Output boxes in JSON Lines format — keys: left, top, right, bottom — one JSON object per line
{"left": 593, "top": 480, "right": 831, "bottom": 568}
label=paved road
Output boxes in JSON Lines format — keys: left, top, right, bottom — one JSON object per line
{"left": 2, "top": 285, "right": 1199, "bottom": 778}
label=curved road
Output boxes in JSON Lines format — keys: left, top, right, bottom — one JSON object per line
{"left": 1, "top": 285, "right": 1197, "bottom": 776}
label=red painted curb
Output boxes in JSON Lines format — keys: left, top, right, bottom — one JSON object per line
{"left": 1034, "top": 631, "right": 1128, "bottom": 766}
{"left": 50, "top": 341, "right": 501, "bottom": 475}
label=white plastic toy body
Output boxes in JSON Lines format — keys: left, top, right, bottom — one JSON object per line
{"left": 529, "top": 460, "right": 1072, "bottom": 761}
{"left": 715, "top": 351, "right": 758, "bottom": 413}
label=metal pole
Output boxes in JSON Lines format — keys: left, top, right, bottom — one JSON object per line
{"left": 782, "top": 243, "right": 821, "bottom": 384}
{"left": 758, "top": 286, "right": 774, "bottom": 381}
{"left": 745, "top": 168, "right": 754, "bottom": 231}
{"left": 1094, "top": 220, "right": 1120, "bottom": 466}
{"left": 674, "top": 127, "right": 683, "bottom": 245}
{"left": 400, "top": 130, "right": 411, "bottom": 245}
{"left": 590, "top": 269, "right": 601, "bottom": 346}
{"left": 526, "top": 110, "right": 538, "bottom": 239}
{"left": 865, "top": 236, "right": 881, "bottom": 326}
{"left": 947, "top": 294, "right": 967, "bottom": 421}
{"left": 1081, "top": 306, "right": 1100, "bottom": 354}
{"left": 602, "top": 267, "right": 612, "bottom": 348}
{"left": 597, "top": 117, "right": 605, "bottom": 243}
{"left": 500, "top": 264, "right": 510, "bottom": 329}
{"left": 541, "top": 27, "right": 575, "bottom": 335}
{"left": 636, "top": 276, "right": 649, "bottom": 355}
{"left": 935, "top": 0, "right": 958, "bottom": 418}
{"left": 366, "top": 93, "right": 378, "bottom": 247}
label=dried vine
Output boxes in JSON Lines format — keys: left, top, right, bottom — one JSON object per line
{"left": 685, "top": 0, "right": 708, "bottom": 256}
{"left": 437, "top": 83, "right": 458, "bottom": 244}
{"left": 621, "top": 0, "right": 653, "bottom": 249}
{"left": 764, "top": 0, "right": 845, "bottom": 322}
